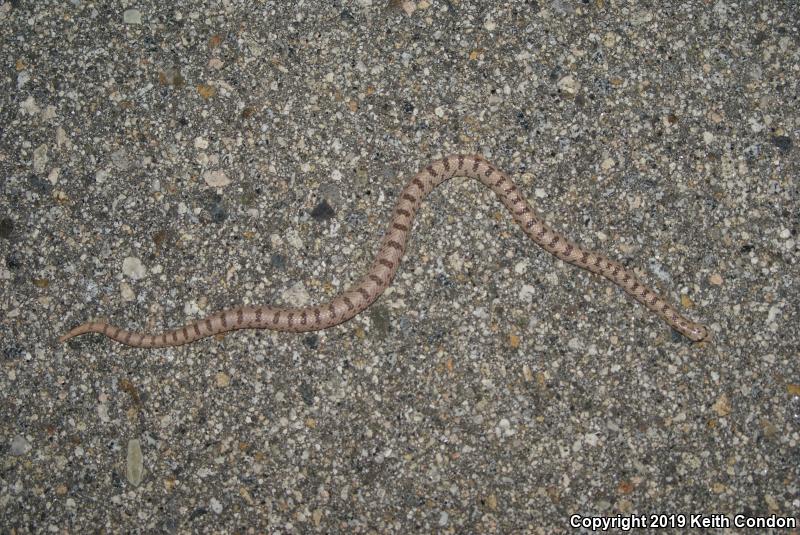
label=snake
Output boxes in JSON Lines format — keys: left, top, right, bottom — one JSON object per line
{"left": 58, "top": 154, "right": 710, "bottom": 347}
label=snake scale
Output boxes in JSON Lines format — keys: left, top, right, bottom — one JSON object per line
{"left": 59, "top": 154, "right": 709, "bottom": 347}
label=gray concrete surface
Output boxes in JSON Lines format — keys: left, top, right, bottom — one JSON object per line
{"left": 2, "top": 1, "right": 798, "bottom": 532}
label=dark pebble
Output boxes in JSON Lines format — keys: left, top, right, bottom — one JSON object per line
{"left": 299, "top": 381, "right": 315, "bottom": 405}
{"left": 310, "top": 199, "right": 335, "bottom": 221}
{"left": 303, "top": 334, "right": 319, "bottom": 350}
{"left": 28, "top": 175, "right": 52, "bottom": 195}
{"left": 6, "top": 253, "right": 21, "bottom": 269}
{"left": 771, "top": 135, "right": 791, "bottom": 153}
{"left": 0, "top": 218, "right": 13, "bottom": 239}
{"left": 270, "top": 253, "right": 286, "bottom": 269}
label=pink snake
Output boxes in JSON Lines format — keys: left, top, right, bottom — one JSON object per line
{"left": 59, "top": 154, "right": 709, "bottom": 347}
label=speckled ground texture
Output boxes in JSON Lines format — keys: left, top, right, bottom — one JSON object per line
{"left": 2, "top": 0, "right": 798, "bottom": 532}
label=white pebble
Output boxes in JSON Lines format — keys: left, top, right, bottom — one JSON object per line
{"left": 767, "top": 304, "right": 781, "bottom": 323}
{"left": 17, "top": 71, "right": 30, "bottom": 89}
{"left": 10, "top": 435, "right": 31, "bottom": 456}
{"left": 282, "top": 281, "right": 311, "bottom": 307}
{"left": 286, "top": 230, "right": 304, "bottom": 249}
{"left": 21, "top": 95, "right": 40, "bottom": 115}
{"left": 56, "top": 127, "right": 69, "bottom": 149}
{"left": 42, "top": 104, "right": 57, "bottom": 121}
{"left": 97, "top": 403, "right": 110, "bottom": 423}
{"left": 122, "top": 257, "right": 147, "bottom": 280}
{"left": 33, "top": 144, "right": 48, "bottom": 173}
{"left": 126, "top": 439, "right": 144, "bottom": 486}
{"left": 210, "top": 497, "right": 223, "bottom": 514}
{"left": 448, "top": 251, "right": 464, "bottom": 272}
{"left": 748, "top": 116, "right": 764, "bottom": 133}
{"left": 557, "top": 75, "right": 581, "bottom": 95}
{"left": 600, "top": 157, "right": 615, "bottom": 171}
{"left": 120, "top": 282, "right": 135, "bottom": 301}
{"left": 184, "top": 300, "right": 201, "bottom": 315}
{"left": 494, "top": 418, "right": 514, "bottom": 438}
{"left": 472, "top": 307, "right": 489, "bottom": 320}
{"left": 203, "top": 169, "right": 230, "bottom": 187}
{"left": 603, "top": 32, "right": 619, "bottom": 48}
{"left": 399, "top": 0, "right": 416, "bottom": 15}
{"left": 519, "top": 284, "right": 536, "bottom": 303}
{"left": 439, "top": 511, "right": 449, "bottom": 526}
{"left": 123, "top": 9, "right": 141, "bottom": 24}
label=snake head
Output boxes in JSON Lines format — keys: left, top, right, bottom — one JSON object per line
{"left": 688, "top": 324, "right": 711, "bottom": 343}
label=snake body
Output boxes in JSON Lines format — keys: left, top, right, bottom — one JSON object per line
{"left": 59, "top": 154, "right": 709, "bottom": 347}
